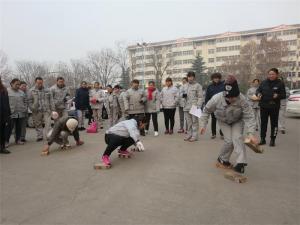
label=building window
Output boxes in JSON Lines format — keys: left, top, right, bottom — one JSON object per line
{"left": 173, "top": 51, "right": 183, "bottom": 57}
{"left": 208, "top": 58, "right": 215, "bottom": 63}
{"left": 182, "top": 50, "right": 193, "bottom": 55}
{"left": 194, "top": 41, "right": 202, "bottom": 46}
{"left": 174, "top": 60, "right": 183, "bottom": 65}
{"left": 216, "top": 47, "right": 228, "bottom": 52}
{"left": 208, "top": 49, "right": 215, "bottom": 54}
{"left": 283, "top": 29, "right": 297, "bottom": 35}
{"left": 183, "top": 42, "right": 193, "bottom": 46}
{"left": 289, "top": 51, "right": 296, "bottom": 56}
{"left": 207, "top": 39, "right": 216, "bottom": 45}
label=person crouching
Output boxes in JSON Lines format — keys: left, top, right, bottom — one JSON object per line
{"left": 101, "top": 116, "right": 147, "bottom": 166}
{"left": 42, "top": 116, "right": 84, "bottom": 155}
{"left": 199, "top": 75, "right": 258, "bottom": 174}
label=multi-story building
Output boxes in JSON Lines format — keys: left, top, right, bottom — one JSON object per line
{"left": 127, "top": 24, "right": 300, "bottom": 87}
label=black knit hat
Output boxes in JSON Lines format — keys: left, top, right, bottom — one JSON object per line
{"left": 224, "top": 75, "right": 240, "bottom": 97}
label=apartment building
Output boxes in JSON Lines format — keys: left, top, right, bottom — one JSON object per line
{"left": 127, "top": 24, "right": 300, "bottom": 86}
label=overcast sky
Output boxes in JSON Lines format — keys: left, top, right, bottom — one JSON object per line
{"left": 1, "top": 0, "right": 299, "bottom": 64}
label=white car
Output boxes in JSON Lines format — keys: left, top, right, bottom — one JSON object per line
{"left": 286, "top": 93, "right": 300, "bottom": 116}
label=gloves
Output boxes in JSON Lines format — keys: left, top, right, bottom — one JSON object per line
{"left": 136, "top": 141, "right": 145, "bottom": 152}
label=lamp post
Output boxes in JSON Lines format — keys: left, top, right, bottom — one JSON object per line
{"left": 137, "top": 42, "right": 147, "bottom": 89}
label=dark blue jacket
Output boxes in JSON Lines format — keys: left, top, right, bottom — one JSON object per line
{"left": 75, "top": 87, "right": 90, "bottom": 110}
{"left": 205, "top": 81, "right": 224, "bottom": 104}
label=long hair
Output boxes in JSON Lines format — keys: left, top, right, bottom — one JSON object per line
{"left": 0, "top": 77, "right": 7, "bottom": 93}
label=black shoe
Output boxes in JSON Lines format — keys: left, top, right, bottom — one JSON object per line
{"left": 233, "top": 163, "right": 246, "bottom": 174}
{"left": 281, "top": 130, "right": 285, "bottom": 134}
{"left": 211, "top": 134, "right": 216, "bottom": 139}
{"left": 0, "top": 148, "right": 11, "bottom": 154}
{"left": 259, "top": 139, "right": 266, "bottom": 145}
{"left": 79, "top": 127, "right": 86, "bottom": 131}
{"left": 21, "top": 139, "right": 27, "bottom": 142}
{"left": 269, "top": 139, "right": 275, "bottom": 147}
{"left": 36, "top": 138, "right": 43, "bottom": 142}
{"left": 217, "top": 157, "right": 232, "bottom": 167}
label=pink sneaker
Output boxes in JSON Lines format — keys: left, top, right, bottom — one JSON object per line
{"left": 102, "top": 155, "right": 111, "bottom": 166}
{"left": 118, "top": 149, "right": 130, "bottom": 155}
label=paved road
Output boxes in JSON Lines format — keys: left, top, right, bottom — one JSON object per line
{"left": 1, "top": 113, "right": 299, "bottom": 225}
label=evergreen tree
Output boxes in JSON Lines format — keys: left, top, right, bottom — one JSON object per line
{"left": 119, "top": 67, "right": 130, "bottom": 89}
{"left": 191, "top": 54, "right": 207, "bottom": 85}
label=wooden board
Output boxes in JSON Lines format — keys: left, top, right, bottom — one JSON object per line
{"left": 40, "top": 151, "right": 50, "bottom": 156}
{"left": 224, "top": 171, "right": 247, "bottom": 183}
{"left": 94, "top": 163, "right": 111, "bottom": 169}
{"left": 244, "top": 138, "right": 264, "bottom": 154}
{"left": 215, "top": 162, "right": 233, "bottom": 170}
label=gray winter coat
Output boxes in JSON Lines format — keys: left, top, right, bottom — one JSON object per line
{"left": 124, "top": 88, "right": 147, "bottom": 114}
{"left": 28, "top": 86, "right": 55, "bottom": 113}
{"left": 89, "top": 89, "right": 105, "bottom": 109}
{"left": 178, "top": 85, "right": 187, "bottom": 108}
{"left": 160, "top": 86, "right": 178, "bottom": 109}
{"left": 246, "top": 87, "right": 259, "bottom": 109}
{"left": 7, "top": 88, "right": 27, "bottom": 118}
{"left": 50, "top": 85, "right": 71, "bottom": 111}
{"left": 144, "top": 89, "right": 160, "bottom": 113}
{"left": 200, "top": 92, "right": 256, "bottom": 135}
{"left": 182, "top": 81, "right": 203, "bottom": 111}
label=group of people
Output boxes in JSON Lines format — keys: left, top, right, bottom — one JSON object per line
{"left": 0, "top": 68, "right": 288, "bottom": 175}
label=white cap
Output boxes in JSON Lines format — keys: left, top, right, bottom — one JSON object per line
{"left": 66, "top": 118, "right": 78, "bottom": 132}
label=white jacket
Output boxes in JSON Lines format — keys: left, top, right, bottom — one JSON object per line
{"left": 160, "top": 86, "right": 178, "bottom": 109}
{"left": 106, "top": 119, "right": 140, "bottom": 142}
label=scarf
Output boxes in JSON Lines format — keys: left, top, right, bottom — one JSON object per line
{"left": 147, "top": 87, "right": 155, "bottom": 100}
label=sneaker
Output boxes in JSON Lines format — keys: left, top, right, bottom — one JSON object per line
{"left": 154, "top": 131, "right": 159, "bottom": 137}
{"left": 259, "top": 139, "right": 266, "bottom": 145}
{"left": 177, "top": 129, "right": 184, "bottom": 133}
{"left": 0, "top": 148, "right": 10, "bottom": 154}
{"left": 36, "top": 138, "right": 43, "bottom": 142}
{"left": 217, "top": 157, "right": 232, "bottom": 168}
{"left": 169, "top": 130, "right": 174, "bottom": 135}
{"left": 145, "top": 130, "right": 149, "bottom": 134}
{"left": 102, "top": 155, "right": 111, "bottom": 166}
{"left": 189, "top": 137, "right": 197, "bottom": 142}
{"left": 16, "top": 141, "right": 25, "bottom": 145}
{"left": 233, "top": 163, "right": 246, "bottom": 174}
{"left": 118, "top": 149, "right": 130, "bottom": 155}
{"left": 211, "top": 135, "right": 216, "bottom": 139}
{"left": 269, "top": 139, "right": 275, "bottom": 147}
{"left": 280, "top": 130, "right": 285, "bottom": 134}
{"left": 184, "top": 136, "right": 192, "bottom": 141}
{"left": 164, "top": 130, "right": 169, "bottom": 134}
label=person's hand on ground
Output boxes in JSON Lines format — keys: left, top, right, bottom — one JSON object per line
{"left": 136, "top": 141, "right": 145, "bottom": 151}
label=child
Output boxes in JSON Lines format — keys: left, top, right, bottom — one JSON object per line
{"left": 101, "top": 116, "right": 147, "bottom": 166}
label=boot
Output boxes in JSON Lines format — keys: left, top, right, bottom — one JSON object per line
{"left": 259, "top": 138, "right": 266, "bottom": 145}
{"left": 269, "top": 138, "right": 275, "bottom": 147}
{"left": 233, "top": 163, "right": 247, "bottom": 174}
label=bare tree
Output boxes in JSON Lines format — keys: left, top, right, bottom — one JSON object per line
{"left": 150, "top": 48, "right": 172, "bottom": 90}
{"left": 0, "top": 50, "right": 11, "bottom": 82}
{"left": 15, "top": 61, "right": 50, "bottom": 87}
{"left": 115, "top": 41, "right": 131, "bottom": 89}
{"left": 69, "top": 59, "right": 91, "bottom": 88}
{"left": 87, "top": 49, "right": 119, "bottom": 87}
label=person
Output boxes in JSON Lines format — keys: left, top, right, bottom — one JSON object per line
{"left": 0, "top": 77, "right": 11, "bottom": 154}
{"left": 118, "top": 87, "right": 127, "bottom": 121}
{"left": 160, "top": 77, "right": 178, "bottom": 134}
{"left": 6, "top": 78, "right": 27, "bottom": 145}
{"left": 75, "top": 81, "right": 90, "bottom": 131}
{"left": 41, "top": 116, "right": 84, "bottom": 155}
{"left": 19, "top": 81, "right": 29, "bottom": 142}
{"left": 89, "top": 82, "right": 105, "bottom": 129}
{"left": 182, "top": 71, "right": 203, "bottom": 142}
{"left": 178, "top": 77, "right": 188, "bottom": 133}
{"left": 144, "top": 81, "right": 160, "bottom": 137}
{"left": 124, "top": 80, "right": 147, "bottom": 135}
{"left": 50, "top": 77, "right": 71, "bottom": 118}
{"left": 278, "top": 80, "right": 289, "bottom": 134}
{"left": 247, "top": 79, "right": 261, "bottom": 131}
{"left": 256, "top": 68, "right": 286, "bottom": 146}
{"left": 100, "top": 116, "right": 147, "bottom": 166}
{"left": 199, "top": 75, "right": 257, "bottom": 174}
{"left": 28, "top": 77, "right": 55, "bottom": 141}
{"left": 107, "top": 85, "right": 121, "bottom": 127}
{"left": 205, "top": 72, "right": 224, "bottom": 139}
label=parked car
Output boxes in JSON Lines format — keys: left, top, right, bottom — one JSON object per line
{"left": 289, "top": 89, "right": 300, "bottom": 95}
{"left": 286, "top": 93, "right": 300, "bottom": 116}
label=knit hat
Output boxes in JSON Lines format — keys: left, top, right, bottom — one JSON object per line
{"left": 224, "top": 75, "right": 240, "bottom": 97}
{"left": 66, "top": 118, "right": 78, "bottom": 132}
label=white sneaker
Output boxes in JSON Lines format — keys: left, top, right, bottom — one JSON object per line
{"left": 145, "top": 130, "right": 148, "bottom": 134}
{"left": 154, "top": 131, "right": 159, "bottom": 137}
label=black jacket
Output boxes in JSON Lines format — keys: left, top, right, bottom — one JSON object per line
{"left": 0, "top": 90, "right": 11, "bottom": 124}
{"left": 47, "top": 116, "right": 79, "bottom": 145}
{"left": 256, "top": 79, "right": 286, "bottom": 109}
{"left": 75, "top": 87, "right": 90, "bottom": 110}
{"left": 205, "top": 81, "right": 224, "bottom": 104}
